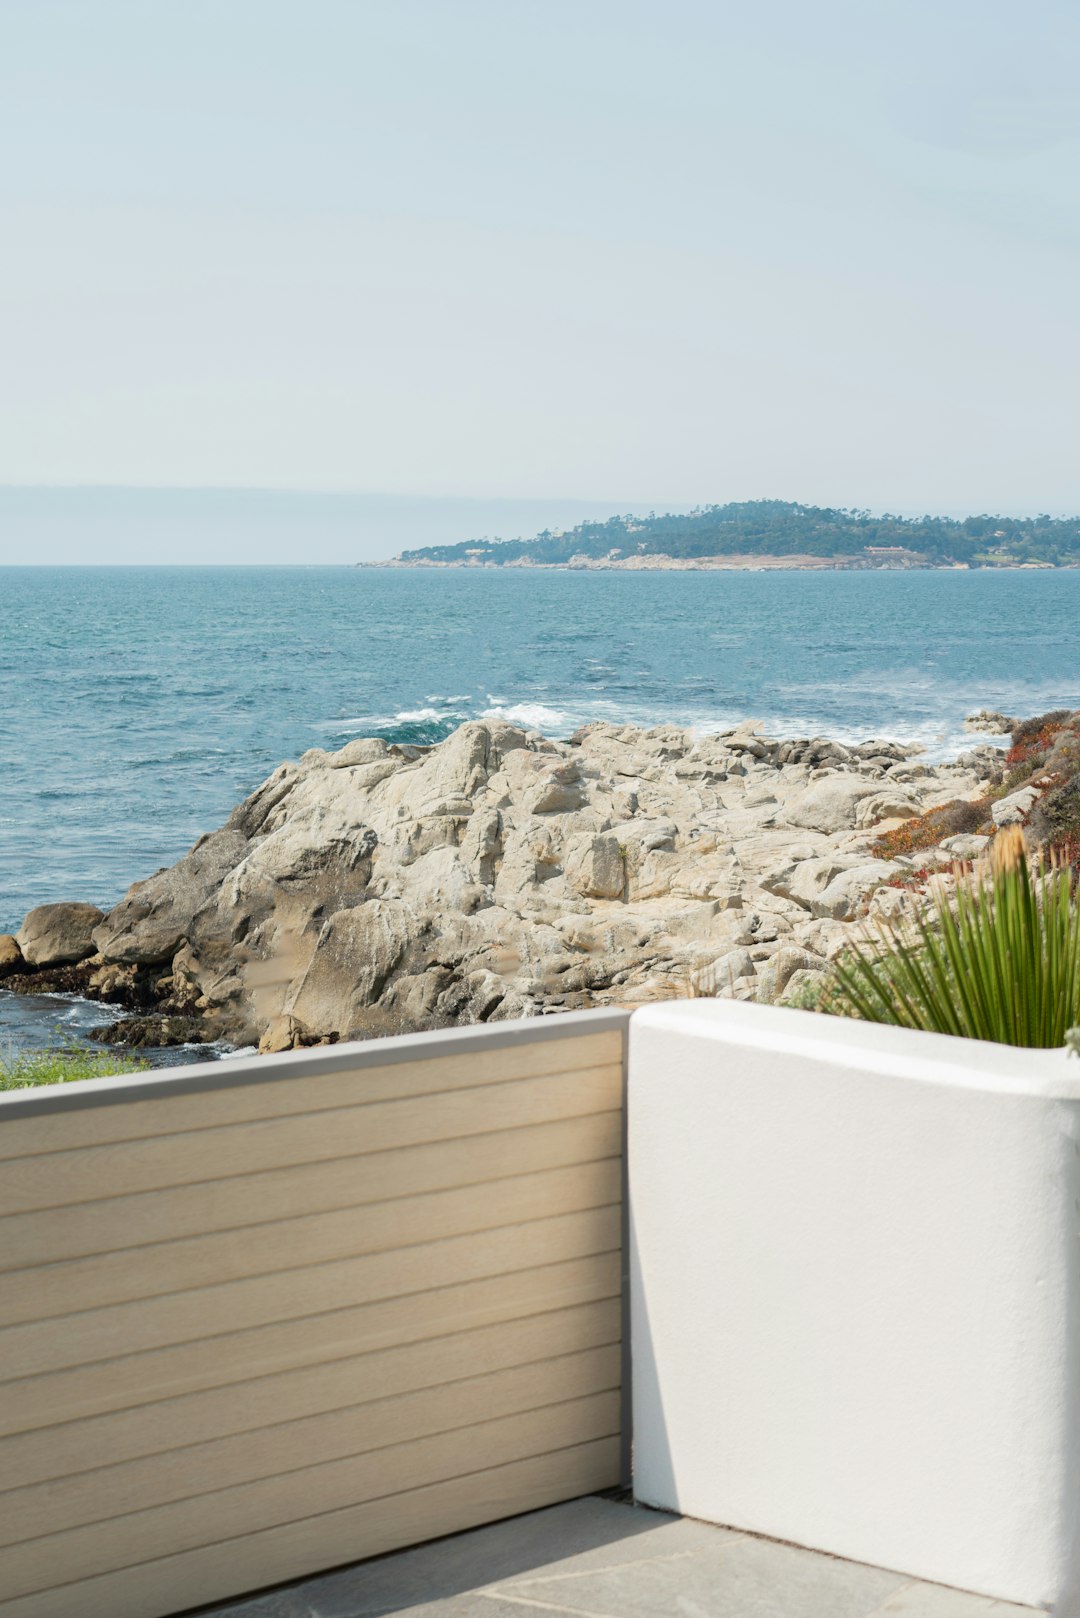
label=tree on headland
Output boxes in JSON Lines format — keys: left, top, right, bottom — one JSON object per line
{"left": 397, "top": 500, "right": 1080, "bottom": 567}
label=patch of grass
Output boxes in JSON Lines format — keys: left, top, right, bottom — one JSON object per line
{"left": 0, "top": 1047, "right": 150, "bottom": 1091}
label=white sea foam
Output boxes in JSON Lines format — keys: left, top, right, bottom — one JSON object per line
{"left": 319, "top": 705, "right": 465, "bottom": 734}
{"left": 482, "top": 702, "right": 570, "bottom": 731}
{"left": 320, "top": 699, "right": 1017, "bottom": 759}
{"left": 389, "top": 707, "right": 445, "bottom": 723}
{"left": 674, "top": 711, "right": 1012, "bottom": 762}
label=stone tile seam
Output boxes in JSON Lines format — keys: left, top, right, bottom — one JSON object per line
{"left": 479, "top": 1536, "right": 749, "bottom": 1617}
{"left": 860, "top": 1576, "right": 1035, "bottom": 1618}
{"left": 489, "top": 1538, "right": 743, "bottom": 1592}
{"left": 477, "top": 1589, "right": 622, "bottom": 1618}
{"left": 859, "top": 1579, "right": 922, "bottom": 1618}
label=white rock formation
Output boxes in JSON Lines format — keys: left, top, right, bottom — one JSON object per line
{"left": 83, "top": 719, "right": 997, "bottom": 1048}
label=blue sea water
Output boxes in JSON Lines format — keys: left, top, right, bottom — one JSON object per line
{"left": 5, "top": 563, "right": 1080, "bottom": 932}
{"left": 2, "top": 563, "right": 1079, "bottom": 1056}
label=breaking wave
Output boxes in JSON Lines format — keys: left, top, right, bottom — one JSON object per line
{"left": 481, "top": 701, "right": 570, "bottom": 731}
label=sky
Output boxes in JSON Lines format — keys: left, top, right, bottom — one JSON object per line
{"left": 0, "top": 0, "right": 1077, "bottom": 561}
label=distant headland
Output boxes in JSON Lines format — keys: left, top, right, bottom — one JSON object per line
{"left": 367, "top": 500, "right": 1079, "bottom": 571}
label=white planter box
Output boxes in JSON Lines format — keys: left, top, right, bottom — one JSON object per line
{"left": 629, "top": 1000, "right": 1080, "bottom": 1610}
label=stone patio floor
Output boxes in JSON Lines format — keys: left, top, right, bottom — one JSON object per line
{"left": 199, "top": 1495, "right": 1039, "bottom": 1618}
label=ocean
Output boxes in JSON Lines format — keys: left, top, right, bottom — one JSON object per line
{"left": 3, "top": 563, "right": 1079, "bottom": 1054}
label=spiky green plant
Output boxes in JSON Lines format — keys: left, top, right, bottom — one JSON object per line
{"left": 825, "top": 828, "right": 1080, "bottom": 1047}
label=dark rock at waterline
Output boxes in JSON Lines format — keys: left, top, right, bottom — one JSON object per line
{"left": 0, "top": 935, "right": 24, "bottom": 979}
{"left": 0, "top": 956, "right": 177, "bottom": 1007}
{"left": 16, "top": 903, "right": 104, "bottom": 968}
{"left": 0, "top": 960, "right": 98, "bottom": 997}
{"left": 87, "top": 1014, "right": 210, "bottom": 1049}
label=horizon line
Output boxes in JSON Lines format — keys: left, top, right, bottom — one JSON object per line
{"left": 0, "top": 486, "right": 1076, "bottom": 521}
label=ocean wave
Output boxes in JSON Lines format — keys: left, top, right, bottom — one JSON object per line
{"left": 318, "top": 698, "right": 579, "bottom": 741}
{"left": 319, "top": 695, "right": 1014, "bottom": 757}
{"left": 317, "top": 706, "right": 471, "bottom": 747}
{"left": 37, "top": 787, "right": 106, "bottom": 802}
{"left": 317, "top": 717, "right": 378, "bottom": 734}
{"left": 126, "top": 748, "right": 231, "bottom": 770}
{"left": 390, "top": 706, "right": 445, "bottom": 724}
{"left": 482, "top": 702, "right": 571, "bottom": 731}
{"left": 642, "top": 702, "right": 1004, "bottom": 760}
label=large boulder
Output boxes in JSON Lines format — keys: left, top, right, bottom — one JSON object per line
{"left": 0, "top": 935, "right": 24, "bottom": 978}
{"left": 525, "top": 763, "right": 586, "bottom": 815}
{"left": 810, "top": 861, "right": 896, "bottom": 920}
{"left": 854, "top": 789, "right": 925, "bottom": 829}
{"left": 17, "top": 903, "right": 105, "bottom": 967}
{"left": 755, "top": 946, "right": 827, "bottom": 1003}
{"left": 964, "top": 710, "right": 1016, "bottom": 735}
{"left": 286, "top": 899, "right": 416, "bottom": 1038}
{"left": 94, "top": 829, "right": 249, "bottom": 963}
{"left": 565, "top": 833, "right": 626, "bottom": 900}
{"left": 785, "top": 778, "right": 877, "bottom": 834}
{"left": 992, "top": 785, "right": 1041, "bottom": 827}
{"left": 692, "top": 947, "right": 756, "bottom": 995}
{"left": 762, "top": 851, "right": 862, "bottom": 910}
{"left": 397, "top": 720, "right": 526, "bottom": 804}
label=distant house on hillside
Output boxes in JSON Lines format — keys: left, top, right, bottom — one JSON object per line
{"left": 863, "top": 545, "right": 922, "bottom": 565}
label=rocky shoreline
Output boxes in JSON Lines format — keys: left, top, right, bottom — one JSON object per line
{"left": 368, "top": 554, "right": 878, "bottom": 571}
{"left": 365, "top": 555, "right": 990, "bottom": 572}
{"left": 364, "top": 557, "right": 1064, "bottom": 573}
{"left": 0, "top": 714, "right": 1027, "bottom": 1056}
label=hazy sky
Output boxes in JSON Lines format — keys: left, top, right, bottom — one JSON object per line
{"left": 1, "top": 0, "right": 1077, "bottom": 519}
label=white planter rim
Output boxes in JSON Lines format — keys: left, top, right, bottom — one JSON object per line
{"left": 633, "top": 998, "right": 1079, "bottom": 1101}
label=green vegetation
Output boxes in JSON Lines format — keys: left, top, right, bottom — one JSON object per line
{"left": 999, "top": 712, "right": 1080, "bottom": 856}
{"left": 0, "top": 1046, "right": 150, "bottom": 1090}
{"left": 868, "top": 710, "right": 1080, "bottom": 867}
{"left": 823, "top": 830, "right": 1080, "bottom": 1047}
{"left": 399, "top": 500, "right": 1080, "bottom": 567}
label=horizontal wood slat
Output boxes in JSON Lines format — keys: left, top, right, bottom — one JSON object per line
{"left": 0, "top": 1250, "right": 621, "bottom": 1436}
{"left": 0, "top": 1012, "right": 627, "bottom": 1618}
{"left": 0, "top": 1030, "right": 624, "bottom": 1159}
{"left": 0, "top": 1064, "right": 622, "bottom": 1214}
{"left": 0, "top": 1298, "right": 621, "bottom": 1493}
{"left": 0, "top": 1205, "right": 621, "bottom": 1382}
{"left": 0, "top": 1391, "right": 620, "bottom": 1601}
{"left": 1, "top": 1158, "right": 621, "bottom": 1324}
{"left": 0, "top": 1437, "right": 621, "bottom": 1618}
{"left": 0, "top": 1344, "right": 620, "bottom": 1548}
{"left": 0, "top": 1111, "right": 622, "bottom": 1271}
